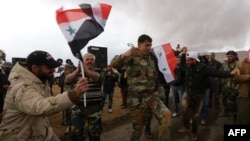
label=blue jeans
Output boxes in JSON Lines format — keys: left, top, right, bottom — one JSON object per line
{"left": 172, "top": 85, "right": 185, "bottom": 113}
{"left": 201, "top": 88, "right": 210, "bottom": 120}
{"left": 103, "top": 91, "right": 114, "bottom": 109}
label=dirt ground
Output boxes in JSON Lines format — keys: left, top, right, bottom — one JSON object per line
{"left": 50, "top": 85, "right": 234, "bottom": 141}
{"left": 49, "top": 85, "right": 130, "bottom": 140}
{"left": 101, "top": 109, "right": 234, "bottom": 141}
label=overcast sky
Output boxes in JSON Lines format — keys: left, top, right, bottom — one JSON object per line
{"left": 1, "top": 0, "right": 250, "bottom": 65}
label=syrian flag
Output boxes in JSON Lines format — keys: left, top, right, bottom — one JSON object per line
{"left": 56, "top": 3, "right": 112, "bottom": 60}
{"left": 152, "top": 43, "right": 177, "bottom": 83}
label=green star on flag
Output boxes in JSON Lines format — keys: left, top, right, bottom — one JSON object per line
{"left": 162, "top": 67, "right": 167, "bottom": 72}
{"left": 158, "top": 52, "right": 162, "bottom": 57}
{"left": 66, "top": 26, "right": 76, "bottom": 35}
{"left": 152, "top": 43, "right": 177, "bottom": 83}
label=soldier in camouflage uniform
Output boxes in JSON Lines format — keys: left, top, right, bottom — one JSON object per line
{"left": 111, "top": 34, "right": 171, "bottom": 141}
{"left": 65, "top": 53, "right": 103, "bottom": 141}
{"left": 219, "top": 51, "right": 239, "bottom": 123}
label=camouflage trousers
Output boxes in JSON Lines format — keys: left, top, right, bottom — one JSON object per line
{"left": 70, "top": 104, "right": 103, "bottom": 139}
{"left": 144, "top": 86, "right": 166, "bottom": 128}
{"left": 221, "top": 90, "right": 238, "bottom": 116}
{"left": 128, "top": 92, "right": 171, "bottom": 141}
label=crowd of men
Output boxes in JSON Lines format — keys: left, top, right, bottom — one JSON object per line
{"left": 0, "top": 34, "right": 249, "bottom": 141}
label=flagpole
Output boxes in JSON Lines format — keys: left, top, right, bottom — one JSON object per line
{"left": 79, "top": 60, "right": 87, "bottom": 107}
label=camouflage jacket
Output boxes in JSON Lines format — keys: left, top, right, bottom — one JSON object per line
{"left": 111, "top": 53, "right": 160, "bottom": 95}
{"left": 220, "top": 61, "right": 239, "bottom": 95}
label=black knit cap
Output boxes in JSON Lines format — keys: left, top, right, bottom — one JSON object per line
{"left": 26, "top": 50, "right": 61, "bottom": 68}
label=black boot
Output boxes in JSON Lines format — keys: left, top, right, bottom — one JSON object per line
{"left": 70, "top": 130, "right": 86, "bottom": 141}
{"left": 144, "top": 126, "right": 153, "bottom": 139}
{"left": 89, "top": 136, "right": 100, "bottom": 141}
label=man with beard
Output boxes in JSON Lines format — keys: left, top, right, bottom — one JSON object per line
{"left": 65, "top": 53, "right": 103, "bottom": 141}
{"left": 219, "top": 51, "right": 239, "bottom": 123}
{"left": 0, "top": 50, "right": 89, "bottom": 141}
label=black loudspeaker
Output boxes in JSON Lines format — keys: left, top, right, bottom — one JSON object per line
{"left": 87, "top": 46, "right": 107, "bottom": 68}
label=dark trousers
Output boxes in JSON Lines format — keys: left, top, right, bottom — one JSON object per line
{"left": 210, "top": 79, "right": 220, "bottom": 107}
{"left": 181, "top": 92, "right": 204, "bottom": 134}
{"left": 102, "top": 90, "right": 114, "bottom": 109}
{"left": 163, "top": 84, "right": 170, "bottom": 107}
{"left": 121, "top": 87, "right": 128, "bottom": 106}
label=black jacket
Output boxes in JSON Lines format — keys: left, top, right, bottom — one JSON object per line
{"left": 103, "top": 71, "right": 117, "bottom": 92}
{"left": 186, "top": 62, "right": 231, "bottom": 95}
{"left": 171, "top": 64, "right": 186, "bottom": 86}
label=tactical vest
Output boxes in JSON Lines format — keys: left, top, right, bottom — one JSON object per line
{"left": 79, "top": 77, "right": 102, "bottom": 105}
{"left": 73, "top": 74, "right": 103, "bottom": 115}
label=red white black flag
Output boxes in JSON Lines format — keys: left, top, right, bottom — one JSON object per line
{"left": 152, "top": 43, "right": 177, "bottom": 83}
{"left": 56, "top": 3, "right": 112, "bottom": 60}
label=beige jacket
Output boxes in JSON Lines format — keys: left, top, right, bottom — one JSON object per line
{"left": 235, "top": 58, "right": 250, "bottom": 98}
{"left": 0, "top": 63, "right": 74, "bottom": 141}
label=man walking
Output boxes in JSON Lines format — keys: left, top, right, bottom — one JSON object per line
{"left": 111, "top": 34, "right": 171, "bottom": 141}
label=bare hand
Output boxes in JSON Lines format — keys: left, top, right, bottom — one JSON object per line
{"left": 123, "top": 47, "right": 139, "bottom": 57}
{"left": 231, "top": 69, "right": 240, "bottom": 76}
{"left": 74, "top": 77, "right": 88, "bottom": 97}
{"left": 181, "top": 47, "right": 188, "bottom": 53}
{"left": 73, "top": 61, "right": 81, "bottom": 74}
